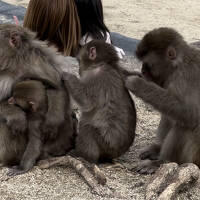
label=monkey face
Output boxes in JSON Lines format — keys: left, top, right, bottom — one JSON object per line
{"left": 0, "top": 24, "right": 34, "bottom": 56}
{"left": 78, "top": 40, "right": 119, "bottom": 76}
{"left": 141, "top": 52, "right": 175, "bottom": 87}
{"left": 15, "top": 97, "right": 31, "bottom": 111}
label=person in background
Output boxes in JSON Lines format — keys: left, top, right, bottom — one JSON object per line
{"left": 75, "top": 0, "right": 125, "bottom": 58}
{"left": 23, "top": 0, "right": 81, "bottom": 56}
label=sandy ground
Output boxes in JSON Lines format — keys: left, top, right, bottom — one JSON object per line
{"left": 1, "top": 0, "right": 200, "bottom": 200}
{"left": 4, "top": 0, "right": 200, "bottom": 43}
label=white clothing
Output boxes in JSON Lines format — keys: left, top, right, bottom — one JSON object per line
{"left": 79, "top": 32, "right": 125, "bottom": 59}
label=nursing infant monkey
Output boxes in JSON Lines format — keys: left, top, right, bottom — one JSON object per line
{"left": 0, "top": 24, "right": 76, "bottom": 175}
{"left": 126, "top": 27, "right": 200, "bottom": 173}
{"left": 63, "top": 40, "right": 137, "bottom": 163}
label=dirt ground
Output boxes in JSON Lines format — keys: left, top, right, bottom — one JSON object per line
{"left": 4, "top": 0, "right": 200, "bottom": 42}
{"left": 1, "top": 0, "right": 200, "bottom": 200}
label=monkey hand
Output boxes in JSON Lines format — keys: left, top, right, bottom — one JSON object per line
{"left": 7, "top": 165, "right": 28, "bottom": 176}
{"left": 125, "top": 76, "right": 145, "bottom": 93}
{"left": 63, "top": 72, "right": 79, "bottom": 89}
{"left": 7, "top": 117, "right": 27, "bottom": 135}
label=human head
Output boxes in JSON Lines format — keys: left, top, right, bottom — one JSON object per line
{"left": 23, "top": 0, "right": 81, "bottom": 56}
{"left": 74, "top": 0, "right": 110, "bottom": 40}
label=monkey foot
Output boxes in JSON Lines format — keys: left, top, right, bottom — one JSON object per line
{"left": 139, "top": 144, "right": 160, "bottom": 160}
{"left": 7, "top": 165, "right": 28, "bottom": 176}
{"left": 145, "top": 163, "right": 199, "bottom": 200}
{"left": 134, "top": 159, "right": 160, "bottom": 174}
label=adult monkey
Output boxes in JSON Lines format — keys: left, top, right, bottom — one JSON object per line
{"left": 0, "top": 24, "right": 76, "bottom": 171}
{"left": 126, "top": 27, "right": 200, "bottom": 174}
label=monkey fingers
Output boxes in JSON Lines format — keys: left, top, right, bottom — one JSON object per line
{"left": 7, "top": 165, "right": 28, "bottom": 176}
{"left": 125, "top": 76, "right": 144, "bottom": 93}
{"left": 134, "top": 159, "right": 162, "bottom": 174}
{"left": 139, "top": 144, "right": 160, "bottom": 160}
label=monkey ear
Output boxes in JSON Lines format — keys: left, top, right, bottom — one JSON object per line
{"left": 9, "top": 32, "right": 21, "bottom": 48}
{"left": 29, "top": 101, "right": 37, "bottom": 112}
{"left": 89, "top": 47, "right": 97, "bottom": 60}
{"left": 166, "top": 46, "right": 176, "bottom": 60}
{"left": 8, "top": 97, "right": 15, "bottom": 104}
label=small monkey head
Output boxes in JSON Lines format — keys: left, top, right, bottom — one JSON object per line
{"left": 8, "top": 96, "right": 37, "bottom": 112}
{"left": 136, "top": 27, "right": 186, "bottom": 86}
{"left": 8, "top": 80, "right": 46, "bottom": 112}
{"left": 0, "top": 24, "right": 36, "bottom": 57}
{"left": 77, "top": 40, "right": 119, "bottom": 75}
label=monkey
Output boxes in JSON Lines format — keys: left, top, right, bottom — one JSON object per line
{"left": 125, "top": 27, "right": 200, "bottom": 174}
{"left": 6, "top": 80, "right": 47, "bottom": 175}
{"left": 0, "top": 24, "right": 76, "bottom": 174}
{"left": 2, "top": 80, "right": 75, "bottom": 176}
{"left": 63, "top": 40, "right": 137, "bottom": 163}
{"left": 0, "top": 24, "right": 62, "bottom": 101}
{"left": 0, "top": 101, "right": 28, "bottom": 166}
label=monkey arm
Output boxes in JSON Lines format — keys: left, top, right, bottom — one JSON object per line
{"left": 0, "top": 75, "right": 15, "bottom": 101}
{"left": 42, "top": 89, "right": 66, "bottom": 139}
{"left": 63, "top": 73, "right": 93, "bottom": 110}
{"left": 126, "top": 76, "right": 198, "bottom": 127}
{"left": 117, "top": 66, "right": 142, "bottom": 78}
{"left": 7, "top": 119, "right": 42, "bottom": 176}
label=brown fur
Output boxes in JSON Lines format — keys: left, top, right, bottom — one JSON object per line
{"left": 3, "top": 80, "right": 76, "bottom": 176}
{"left": 0, "top": 24, "right": 76, "bottom": 175}
{"left": 126, "top": 27, "right": 200, "bottom": 173}
{"left": 64, "top": 40, "right": 136, "bottom": 163}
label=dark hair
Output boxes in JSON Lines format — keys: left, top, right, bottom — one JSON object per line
{"left": 74, "top": 0, "right": 110, "bottom": 41}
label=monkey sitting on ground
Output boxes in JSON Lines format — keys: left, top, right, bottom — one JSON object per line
{"left": 126, "top": 27, "right": 200, "bottom": 174}
{"left": 0, "top": 24, "right": 77, "bottom": 175}
{"left": 63, "top": 40, "right": 137, "bottom": 163}
{"left": 0, "top": 80, "right": 75, "bottom": 176}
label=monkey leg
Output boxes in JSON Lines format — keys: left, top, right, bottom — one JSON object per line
{"left": 140, "top": 115, "right": 172, "bottom": 160}
{"left": 7, "top": 118, "right": 43, "bottom": 176}
{"left": 7, "top": 134, "right": 42, "bottom": 176}
{"left": 135, "top": 159, "right": 163, "bottom": 174}
{"left": 76, "top": 124, "right": 100, "bottom": 163}
{"left": 0, "top": 123, "right": 27, "bottom": 166}
{"left": 42, "top": 116, "right": 75, "bottom": 159}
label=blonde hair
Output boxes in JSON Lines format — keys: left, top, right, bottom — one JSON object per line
{"left": 23, "top": 0, "right": 81, "bottom": 56}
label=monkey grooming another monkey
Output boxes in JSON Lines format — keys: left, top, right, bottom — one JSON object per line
{"left": 63, "top": 40, "right": 136, "bottom": 163}
{"left": 126, "top": 27, "right": 200, "bottom": 174}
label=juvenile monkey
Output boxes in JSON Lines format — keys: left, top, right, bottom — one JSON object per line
{"left": 126, "top": 27, "right": 200, "bottom": 174}
{"left": 63, "top": 40, "right": 137, "bottom": 163}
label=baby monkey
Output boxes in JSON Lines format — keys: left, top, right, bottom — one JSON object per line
{"left": 7, "top": 80, "right": 48, "bottom": 175}
{"left": 7, "top": 80, "right": 76, "bottom": 176}
{"left": 63, "top": 40, "right": 137, "bottom": 163}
